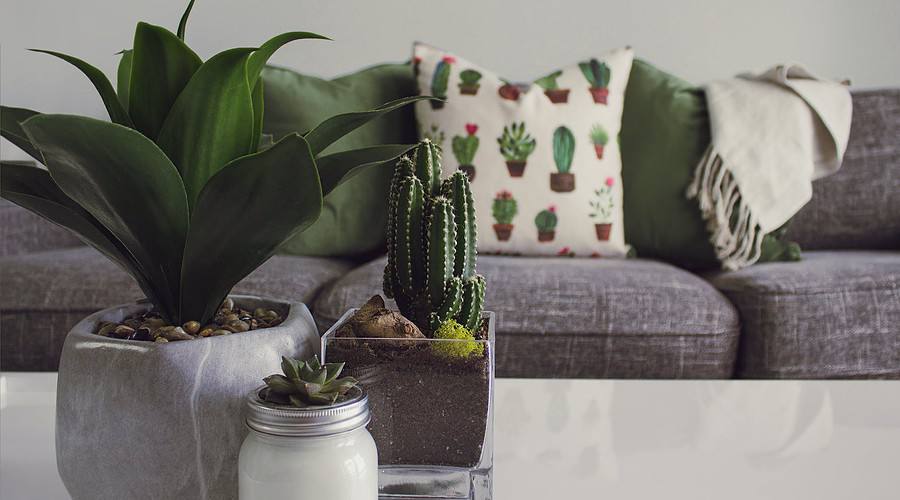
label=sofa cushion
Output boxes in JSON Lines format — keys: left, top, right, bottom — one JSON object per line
{"left": 709, "top": 251, "right": 900, "bottom": 379}
{"left": 787, "top": 89, "right": 900, "bottom": 250}
{"left": 0, "top": 200, "right": 83, "bottom": 257}
{"left": 0, "top": 247, "right": 353, "bottom": 371}
{"left": 314, "top": 256, "right": 741, "bottom": 378}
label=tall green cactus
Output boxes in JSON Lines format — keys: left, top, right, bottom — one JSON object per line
{"left": 384, "top": 140, "right": 486, "bottom": 334}
{"left": 553, "top": 126, "right": 575, "bottom": 173}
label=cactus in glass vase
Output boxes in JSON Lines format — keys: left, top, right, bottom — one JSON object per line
{"left": 383, "top": 140, "right": 486, "bottom": 334}
{"left": 430, "top": 56, "right": 455, "bottom": 109}
{"left": 551, "top": 126, "right": 576, "bottom": 192}
{"left": 579, "top": 58, "right": 611, "bottom": 104}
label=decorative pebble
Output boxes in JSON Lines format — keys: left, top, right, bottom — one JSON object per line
{"left": 154, "top": 337, "right": 169, "bottom": 344}
{"left": 112, "top": 325, "right": 135, "bottom": 339}
{"left": 182, "top": 321, "right": 201, "bottom": 335}
{"left": 211, "top": 329, "right": 232, "bottom": 336}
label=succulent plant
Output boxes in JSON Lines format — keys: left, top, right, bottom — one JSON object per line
{"left": 553, "top": 126, "right": 576, "bottom": 174}
{"left": 579, "top": 59, "right": 611, "bottom": 88}
{"left": 497, "top": 122, "right": 536, "bottom": 162}
{"left": 590, "top": 124, "right": 609, "bottom": 145}
{"left": 260, "top": 356, "right": 359, "bottom": 407}
{"left": 492, "top": 191, "right": 518, "bottom": 225}
{"left": 535, "top": 206, "right": 558, "bottom": 232}
{"left": 431, "top": 56, "right": 454, "bottom": 102}
{"left": 0, "top": 1, "right": 428, "bottom": 325}
{"left": 534, "top": 70, "right": 563, "bottom": 90}
{"left": 452, "top": 124, "right": 479, "bottom": 165}
{"left": 383, "top": 141, "right": 486, "bottom": 334}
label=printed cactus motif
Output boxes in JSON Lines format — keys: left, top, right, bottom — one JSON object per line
{"left": 590, "top": 124, "right": 609, "bottom": 159}
{"left": 498, "top": 80, "right": 521, "bottom": 101}
{"left": 491, "top": 190, "right": 517, "bottom": 241}
{"left": 458, "top": 69, "right": 482, "bottom": 95}
{"left": 534, "top": 69, "right": 570, "bottom": 103}
{"left": 550, "top": 126, "right": 576, "bottom": 192}
{"left": 452, "top": 123, "right": 480, "bottom": 181}
{"left": 534, "top": 206, "right": 557, "bottom": 242}
{"left": 553, "top": 126, "right": 575, "bottom": 174}
{"left": 420, "top": 123, "right": 446, "bottom": 148}
{"left": 497, "top": 122, "right": 536, "bottom": 177}
{"left": 431, "top": 56, "right": 455, "bottom": 109}
{"left": 384, "top": 140, "right": 485, "bottom": 334}
{"left": 579, "top": 59, "right": 611, "bottom": 104}
{"left": 590, "top": 176, "right": 616, "bottom": 241}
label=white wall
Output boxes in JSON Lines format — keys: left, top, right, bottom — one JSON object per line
{"left": 2, "top": 0, "right": 899, "bottom": 159}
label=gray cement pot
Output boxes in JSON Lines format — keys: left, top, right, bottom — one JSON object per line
{"left": 55, "top": 295, "right": 319, "bottom": 500}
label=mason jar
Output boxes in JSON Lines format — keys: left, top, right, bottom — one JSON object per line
{"left": 239, "top": 386, "right": 377, "bottom": 500}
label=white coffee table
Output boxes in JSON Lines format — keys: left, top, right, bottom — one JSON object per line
{"left": 3, "top": 372, "right": 899, "bottom": 499}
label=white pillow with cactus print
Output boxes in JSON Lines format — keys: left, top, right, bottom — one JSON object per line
{"left": 413, "top": 43, "right": 633, "bottom": 257}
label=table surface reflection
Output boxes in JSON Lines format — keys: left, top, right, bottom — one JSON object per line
{"left": 2, "top": 373, "right": 899, "bottom": 499}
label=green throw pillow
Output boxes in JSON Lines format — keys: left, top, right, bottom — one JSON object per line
{"left": 262, "top": 63, "right": 417, "bottom": 258}
{"left": 621, "top": 59, "right": 799, "bottom": 270}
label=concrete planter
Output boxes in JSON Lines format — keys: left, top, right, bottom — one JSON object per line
{"left": 55, "top": 295, "right": 319, "bottom": 500}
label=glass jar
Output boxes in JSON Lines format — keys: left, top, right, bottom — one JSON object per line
{"left": 239, "top": 386, "right": 377, "bottom": 500}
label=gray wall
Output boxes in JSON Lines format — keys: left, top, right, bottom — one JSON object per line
{"left": 2, "top": 0, "right": 899, "bottom": 159}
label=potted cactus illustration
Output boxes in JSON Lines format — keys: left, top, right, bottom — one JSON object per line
{"left": 590, "top": 124, "right": 609, "bottom": 159}
{"left": 590, "top": 177, "right": 616, "bottom": 241}
{"left": 458, "top": 69, "right": 482, "bottom": 95}
{"left": 452, "top": 123, "right": 480, "bottom": 181}
{"left": 534, "top": 206, "right": 558, "bottom": 242}
{"left": 579, "top": 58, "right": 611, "bottom": 104}
{"left": 413, "top": 55, "right": 423, "bottom": 77}
{"left": 431, "top": 55, "right": 455, "bottom": 109}
{"left": 492, "top": 190, "right": 518, "bottom": 241}
{"left": 550, "top": 126, "right": 576, "bottom": 192}
{"left": 420, "top": 123, "right": 446, "bottom": 148}
{"left": 498, "top": 79, "right": 521, "bottom": 101}
{"left": 534, "top": 70, "right": 569, "bottom": 104}
{"left": 497, "top": 122, "right": 536, "bottom": 177}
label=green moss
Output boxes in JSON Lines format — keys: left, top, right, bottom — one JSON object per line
{"left": 432, "top": 319, "right": 483, "bottom": 359}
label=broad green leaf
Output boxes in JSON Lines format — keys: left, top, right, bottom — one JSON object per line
{"left": 251, "top": 81, "right": 264, "bottom": 153}
{"left": 0, "top": 161, "right": 166, "bottom": 314}
{"left": 21, "top": 114, "right": 189, "bottom": 321}
{"left": 157, "top": 47, "right": 255, "bottom": 208}
{"left": 116, "top": 50, "right": 133, "bottom": 109}
{"left": 1, "top": 106, "right": 43, "bottom": 162}
{"left": 129, "top": 23, "right": 202, "bottom": 139}
{"left": 315, "top": 144, "right": 416, "bottom": 195}
{"left": 303, "top": 96, "right": 433, "bottom": 155}
{"left": 180, "top": 134, "right": 322, "bottom": 323}
{"left": 177, "top": 0, "right": 196, "bottom": 40}
{"left": 246, "top": 32, "right": 329, "bottom": 86}
{"left": 30, "top": 49, "right": 133, "bottom": 127}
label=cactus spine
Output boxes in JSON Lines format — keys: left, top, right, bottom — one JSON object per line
{"left": 384, "top": 140, "right": 485, "bottom": 334}
{"left": 553, "top": 126, "right": 575, "bottom": 173}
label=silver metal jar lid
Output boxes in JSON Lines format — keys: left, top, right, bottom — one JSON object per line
{"left": 245, "top": 385, "right": 370, "bottom": 437}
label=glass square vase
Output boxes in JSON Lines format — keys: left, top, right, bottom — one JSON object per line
{"left": 322, "top": 309, "right": 495, "bottom": 500}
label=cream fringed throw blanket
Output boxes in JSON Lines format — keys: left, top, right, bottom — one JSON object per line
{"left": 686, "top": 65, "right": 852, "bottom": 270}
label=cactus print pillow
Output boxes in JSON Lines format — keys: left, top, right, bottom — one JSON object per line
{"left": 413, "top": 43, "right": 634, "bottom": 257}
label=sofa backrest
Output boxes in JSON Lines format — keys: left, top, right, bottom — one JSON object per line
{"left": 0, "top": 199, "right": 83, "bottom": 257}
{"left": 787, "top": 89, "right": 900, "bottom": 250}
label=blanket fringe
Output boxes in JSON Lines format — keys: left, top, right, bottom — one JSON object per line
{"left": 686, "top": 146, "right": 765, "bottom": 270}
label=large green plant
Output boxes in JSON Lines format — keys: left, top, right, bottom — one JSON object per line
{"left": 0, "top": 1, "right": 428, "bottom": 324}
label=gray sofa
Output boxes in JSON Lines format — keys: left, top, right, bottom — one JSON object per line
{"left": 2, "top": 89, "right": 898, "bottom": 378}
